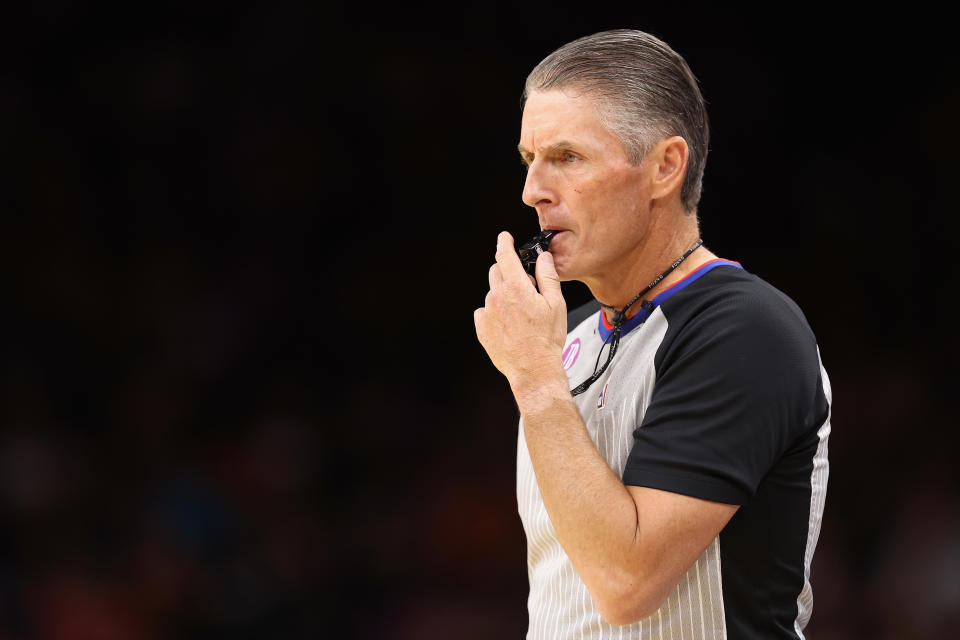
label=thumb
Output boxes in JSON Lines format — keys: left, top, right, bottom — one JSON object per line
{"left": 535, "top": 252, "right": 563, "bottom": 303}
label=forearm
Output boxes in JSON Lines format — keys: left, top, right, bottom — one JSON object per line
{"left": 513, "top": 372, "right": 647, "bottom": 609}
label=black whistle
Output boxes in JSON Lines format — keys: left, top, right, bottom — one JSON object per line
{"left": 518, "top": 230, "right": 559, "bottom": 275}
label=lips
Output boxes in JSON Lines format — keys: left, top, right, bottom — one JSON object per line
{"left": 543, "top": 229, "right": 567, "bottom": 247}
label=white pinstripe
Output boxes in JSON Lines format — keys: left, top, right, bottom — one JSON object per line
{"left": 793, "top": 352, "right": 832, "bottom": 639}
{"left": 695, "top": 558, "right": 706, "bottom": 639}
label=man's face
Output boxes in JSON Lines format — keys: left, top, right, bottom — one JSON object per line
{"left": 518, "top": 89, "right": 653, "bottom": 285}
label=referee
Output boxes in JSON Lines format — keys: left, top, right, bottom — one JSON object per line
{"left": 474, "top": 30, "right": 831, "bottom": 639}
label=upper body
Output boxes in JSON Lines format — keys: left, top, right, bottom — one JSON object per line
{"left": 473, "top": 29, "right": 830, "bottom": 638}
{"left": 517, "top": 263, "right": 831, "bottom": 638}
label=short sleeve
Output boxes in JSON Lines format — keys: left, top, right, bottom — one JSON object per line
{"left": 621, "top": 284, "right": 823, "bottom": 505}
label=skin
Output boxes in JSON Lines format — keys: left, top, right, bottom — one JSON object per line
{"left": 474, "top": 89, "right": 739, "bottom": 625}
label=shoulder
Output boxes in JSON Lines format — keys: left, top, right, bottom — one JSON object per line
{"left": 660, "top": 265, "right": 817, "bottom": 347}
{"left": 627, "top": 266, "right": 829, "bottom": 502}
{"left": 655, "top": 265, "right": 822, "bottom": 386}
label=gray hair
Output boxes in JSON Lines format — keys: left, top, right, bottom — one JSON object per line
{"left": 524, "top": 29, "right": 709, "bottom": 213}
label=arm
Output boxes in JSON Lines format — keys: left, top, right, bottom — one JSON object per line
{"left": 474, "top": 232, "right": 738, "bottom": 625}
{"left": 519, "top": 382, "right": 737, "bottom": 624}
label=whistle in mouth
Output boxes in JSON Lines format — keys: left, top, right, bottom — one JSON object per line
{"left": 518, "top": 230, "right": 559, "bottom": 275}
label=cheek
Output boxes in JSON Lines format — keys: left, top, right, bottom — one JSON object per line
{"left": 566, "top": 171, "right": 633, "bottom": 237}
{"left": 573, "top": 173, "right": 626, "bottom": 210}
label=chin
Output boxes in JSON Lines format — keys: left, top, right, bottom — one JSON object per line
{"left": 552, "top": 257, "right": 578, "bottom": 283}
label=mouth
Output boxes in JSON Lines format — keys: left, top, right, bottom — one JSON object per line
{"left": 543, "top": 229, "right": 567, "bottom": 247}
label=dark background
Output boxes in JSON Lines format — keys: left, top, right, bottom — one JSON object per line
{"left": 2, "top": 3, "right": 958, "bottom": 639}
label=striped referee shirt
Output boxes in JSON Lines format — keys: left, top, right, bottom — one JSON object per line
{"left": 517, "top": 260, "right": 831, "bottom": 639}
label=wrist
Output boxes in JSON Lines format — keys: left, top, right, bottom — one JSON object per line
{"left": 510, "top": 361, "right": 571, "bottom": 415}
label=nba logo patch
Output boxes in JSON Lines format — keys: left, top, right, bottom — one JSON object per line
{"left": 596, "top": 382, "right": 609, "bottom": 409}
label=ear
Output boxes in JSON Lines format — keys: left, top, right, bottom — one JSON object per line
{"left": 649, "top": 136, "right": 689, "bottom": 202}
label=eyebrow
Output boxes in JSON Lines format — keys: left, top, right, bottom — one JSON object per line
{"left": 517, "top": 140, "right": 577, "bottom": 156}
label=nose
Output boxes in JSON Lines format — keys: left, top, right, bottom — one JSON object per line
{"left": 521, "top": 160, "right": 555, "bottom": 209}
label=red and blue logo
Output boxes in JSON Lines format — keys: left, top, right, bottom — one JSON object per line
{"left": 596, "top": 382, "right": 609, "bottom": 409}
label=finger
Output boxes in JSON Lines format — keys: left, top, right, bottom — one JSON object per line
{"left": 488, "top": 263, "right": 504, "bottom": 290}
{"left": 535, "top": 252, "right": 564, "bottom": 306}
{"left": 494, "top": 231, "right": 528, "bottom": 282}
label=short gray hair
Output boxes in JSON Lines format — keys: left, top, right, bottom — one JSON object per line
{"left": 524, "top": 29, "right": 709, "bottom": 213}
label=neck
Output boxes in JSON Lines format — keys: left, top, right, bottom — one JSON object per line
{"left": 590, "top": 220, "right": 716, "bottom": 323}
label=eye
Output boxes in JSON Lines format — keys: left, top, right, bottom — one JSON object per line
{"left": 562, "top": 152, "right": 579, "bottom": 163}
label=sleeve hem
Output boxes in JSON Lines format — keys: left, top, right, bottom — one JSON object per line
{"left": 622, "top": 467, "right": 750, "bottom": 506}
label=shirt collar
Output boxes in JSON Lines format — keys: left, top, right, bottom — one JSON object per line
{"left": 597, "top": 259, "right": 743, "bottom": 341}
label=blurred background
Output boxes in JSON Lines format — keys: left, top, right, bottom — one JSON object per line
{"left": 2, "top": 3, "right": 958, "bottom": 639}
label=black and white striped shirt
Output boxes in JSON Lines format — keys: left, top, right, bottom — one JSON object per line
{"left": 517, "top": 260, "right": 831, "bottom": 639}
